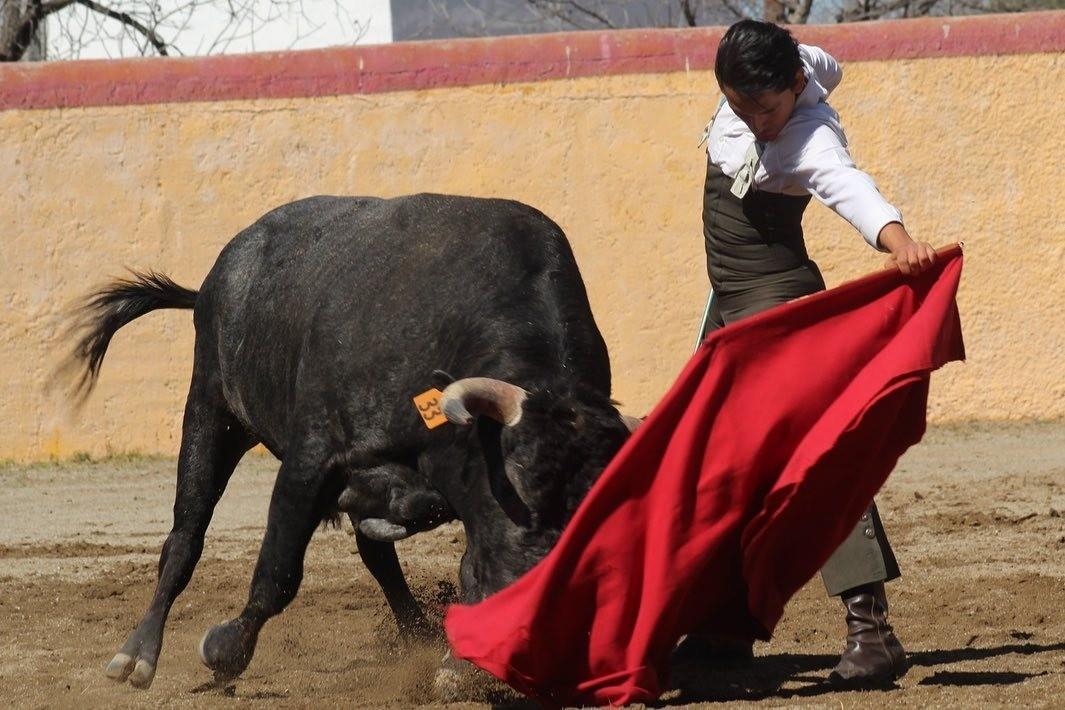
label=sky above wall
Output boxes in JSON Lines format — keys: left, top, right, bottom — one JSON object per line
{"left": 39, "top": 0, "right": 854, "bottom": 62}
{"left": 46, "top": 0, "right": 393, "bottom": 60}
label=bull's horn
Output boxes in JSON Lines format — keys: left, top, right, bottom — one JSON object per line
{"left": 358, "top": 519, "right": 411, "bottom": 542}
{"left": 355, "top": 519, "right": 408, "bottom": 540}
{"left": 440, "top": 377, "right": 528, "bottom": 426}
{"left": 621, "top": 414, "right": 643, "bottom": 433}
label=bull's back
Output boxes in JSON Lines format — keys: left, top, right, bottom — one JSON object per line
{"left": 197, "top": 194, "right": 610, "bottom": 449}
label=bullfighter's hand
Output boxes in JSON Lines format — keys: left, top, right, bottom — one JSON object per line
{"left": 877, "top": 222, "right": 937, "bottom": 276}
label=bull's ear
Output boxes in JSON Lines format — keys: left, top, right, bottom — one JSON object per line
{"left": 621, "top": 414, "right": 643, "bottom": 433}
{"left": 431, "top": 369, "right": 456, "bottom": 389}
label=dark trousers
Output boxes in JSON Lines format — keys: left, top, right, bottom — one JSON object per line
{"left": 702, "top": 294, "right": 901, "bottom": 596}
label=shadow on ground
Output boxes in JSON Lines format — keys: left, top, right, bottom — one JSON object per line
{"left": 666, "top": 641, "right": 1065, "bottom": 704}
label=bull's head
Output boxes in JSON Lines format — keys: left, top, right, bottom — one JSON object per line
{"left": 440, "top": 377, "right": 636, "bottom": 601}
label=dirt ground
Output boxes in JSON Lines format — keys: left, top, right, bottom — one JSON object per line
{"left": 1, "top": 421, "right": 1063, "bottom": 709}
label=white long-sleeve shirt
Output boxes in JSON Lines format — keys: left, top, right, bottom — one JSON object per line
{"left": 706, "top": 45, "right": 902, "bottom": 250}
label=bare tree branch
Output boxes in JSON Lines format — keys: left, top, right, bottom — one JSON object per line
{"left": 526, "top": 0, "right": 617, "bottom": 29}
{"left": 680, "top": 0, "right": 697, "bottom": 26}
{"left": 41, "top": 0, "right": 79, "bottom": 12}
{"left": 1, "top": 0, "right": 67, "bottom": 60}
{"left": 837, "top": 0, "right": 921, "bottom": 21}
{"left": 788, "top": 0, "right": 815, "bottom": 22}
{"left": 73, "top": 0, "right": 168, "bottom": 54}
{"left": 562, "top": 0, "right": 618, "bottom": 27}
{"left": 3, "top": 0, "right": 374, "bottom": 62}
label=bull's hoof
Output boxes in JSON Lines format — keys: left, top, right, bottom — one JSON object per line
{"left": 433, "top": 668, "right": 462, "bottom": 702}
{"left": 105, "top": 652, "right": 137, "bottom": 682}
{"left": 129, "top": 658, "right": 158, "bottom": 688}
{"left": 398, "top": 615, "right": 442, "bottom": 644}
{"left": 198, "top": 618, "right": 258, "bottom": 681}
{"left": 432, "top": 651, "right": 473, "bottom": 702}
{"left": 105, "top": 628, "right": 160, "bottom": 688}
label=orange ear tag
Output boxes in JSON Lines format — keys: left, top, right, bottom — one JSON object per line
{"left": 413, "top": 388, "right": 448, "bottom": 429}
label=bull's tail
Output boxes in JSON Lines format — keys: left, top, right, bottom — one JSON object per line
{"left": 59, "top": 270, "right": 199, "bottom": 400}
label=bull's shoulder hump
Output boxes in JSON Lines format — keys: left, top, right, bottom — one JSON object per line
{"left": 197, "top": 196, "right": 379, "bottom": 299}
{"left": 390, "top": 192, "right": 556, "bottom": 220}
{"left": 213, "top": 196, "right": 380, "bottom": 260}
{"left": 257, "top": 195, "right": 383, "bottom": 226}
{"left": 391, "top": 193, "right": 566, "bottom": 241}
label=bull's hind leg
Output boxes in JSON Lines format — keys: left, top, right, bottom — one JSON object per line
{"left": 351, "top": 526, "right": 433, "bottom": 639}
{"left": 105, "top": 376, "right": 255, "bottom": 688}
{"left": 198, "top": 438, "right": 340, "bottom": 680}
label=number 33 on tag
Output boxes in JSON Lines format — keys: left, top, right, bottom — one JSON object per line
{"left": 413, "top": 388, "right": 447, "bottom": 429}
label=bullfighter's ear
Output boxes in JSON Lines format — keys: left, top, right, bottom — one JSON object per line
{"left": 431, "top": 369, "right": 456, "bottom": 388}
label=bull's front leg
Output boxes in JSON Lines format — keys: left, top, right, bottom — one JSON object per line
{"left": 352, "top": 528, "right": 435, "bottom": 639}
{"left": 197, "top": 441, "right": 339, "bottom": 681}
{"left": 339, "top": 463, "right": 453, "bottom": 639}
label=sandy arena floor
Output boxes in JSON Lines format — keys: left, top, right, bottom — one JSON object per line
{"left": 1, "top": 422, "right": 1063, "bottom": 708}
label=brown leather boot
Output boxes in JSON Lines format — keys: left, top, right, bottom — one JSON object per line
{"left": 828, "top": 582, "right": 908, "bottom": 687}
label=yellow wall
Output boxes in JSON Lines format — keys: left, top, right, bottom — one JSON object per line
{"left": 2, "top": 51, "right": 1062, "bottom": 460}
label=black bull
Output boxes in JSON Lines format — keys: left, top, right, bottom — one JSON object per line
{"left": 65, "top": 193, "right": 635, "bottom": 688}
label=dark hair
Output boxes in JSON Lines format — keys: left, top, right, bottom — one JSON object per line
{"left": 714, "top": 20, "right": 801, "bottom": 96}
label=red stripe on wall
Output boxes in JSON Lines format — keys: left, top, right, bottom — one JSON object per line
{"left": 1, "top": 11, "right": 1062, "bottom": 111}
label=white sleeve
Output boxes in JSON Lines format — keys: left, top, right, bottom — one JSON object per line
{"left": 791, "top": 134, "right": 903, "bottom": 250}
{"left": 799, "top": 45, "right": 843, "bottom": 96}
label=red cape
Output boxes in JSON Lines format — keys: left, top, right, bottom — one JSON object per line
{"left": 445, "top": 247, "right": 965, "bottom": 706}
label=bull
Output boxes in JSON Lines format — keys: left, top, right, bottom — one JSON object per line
{"left": 65, "top": 193, "right": 635, "bottom": 689}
